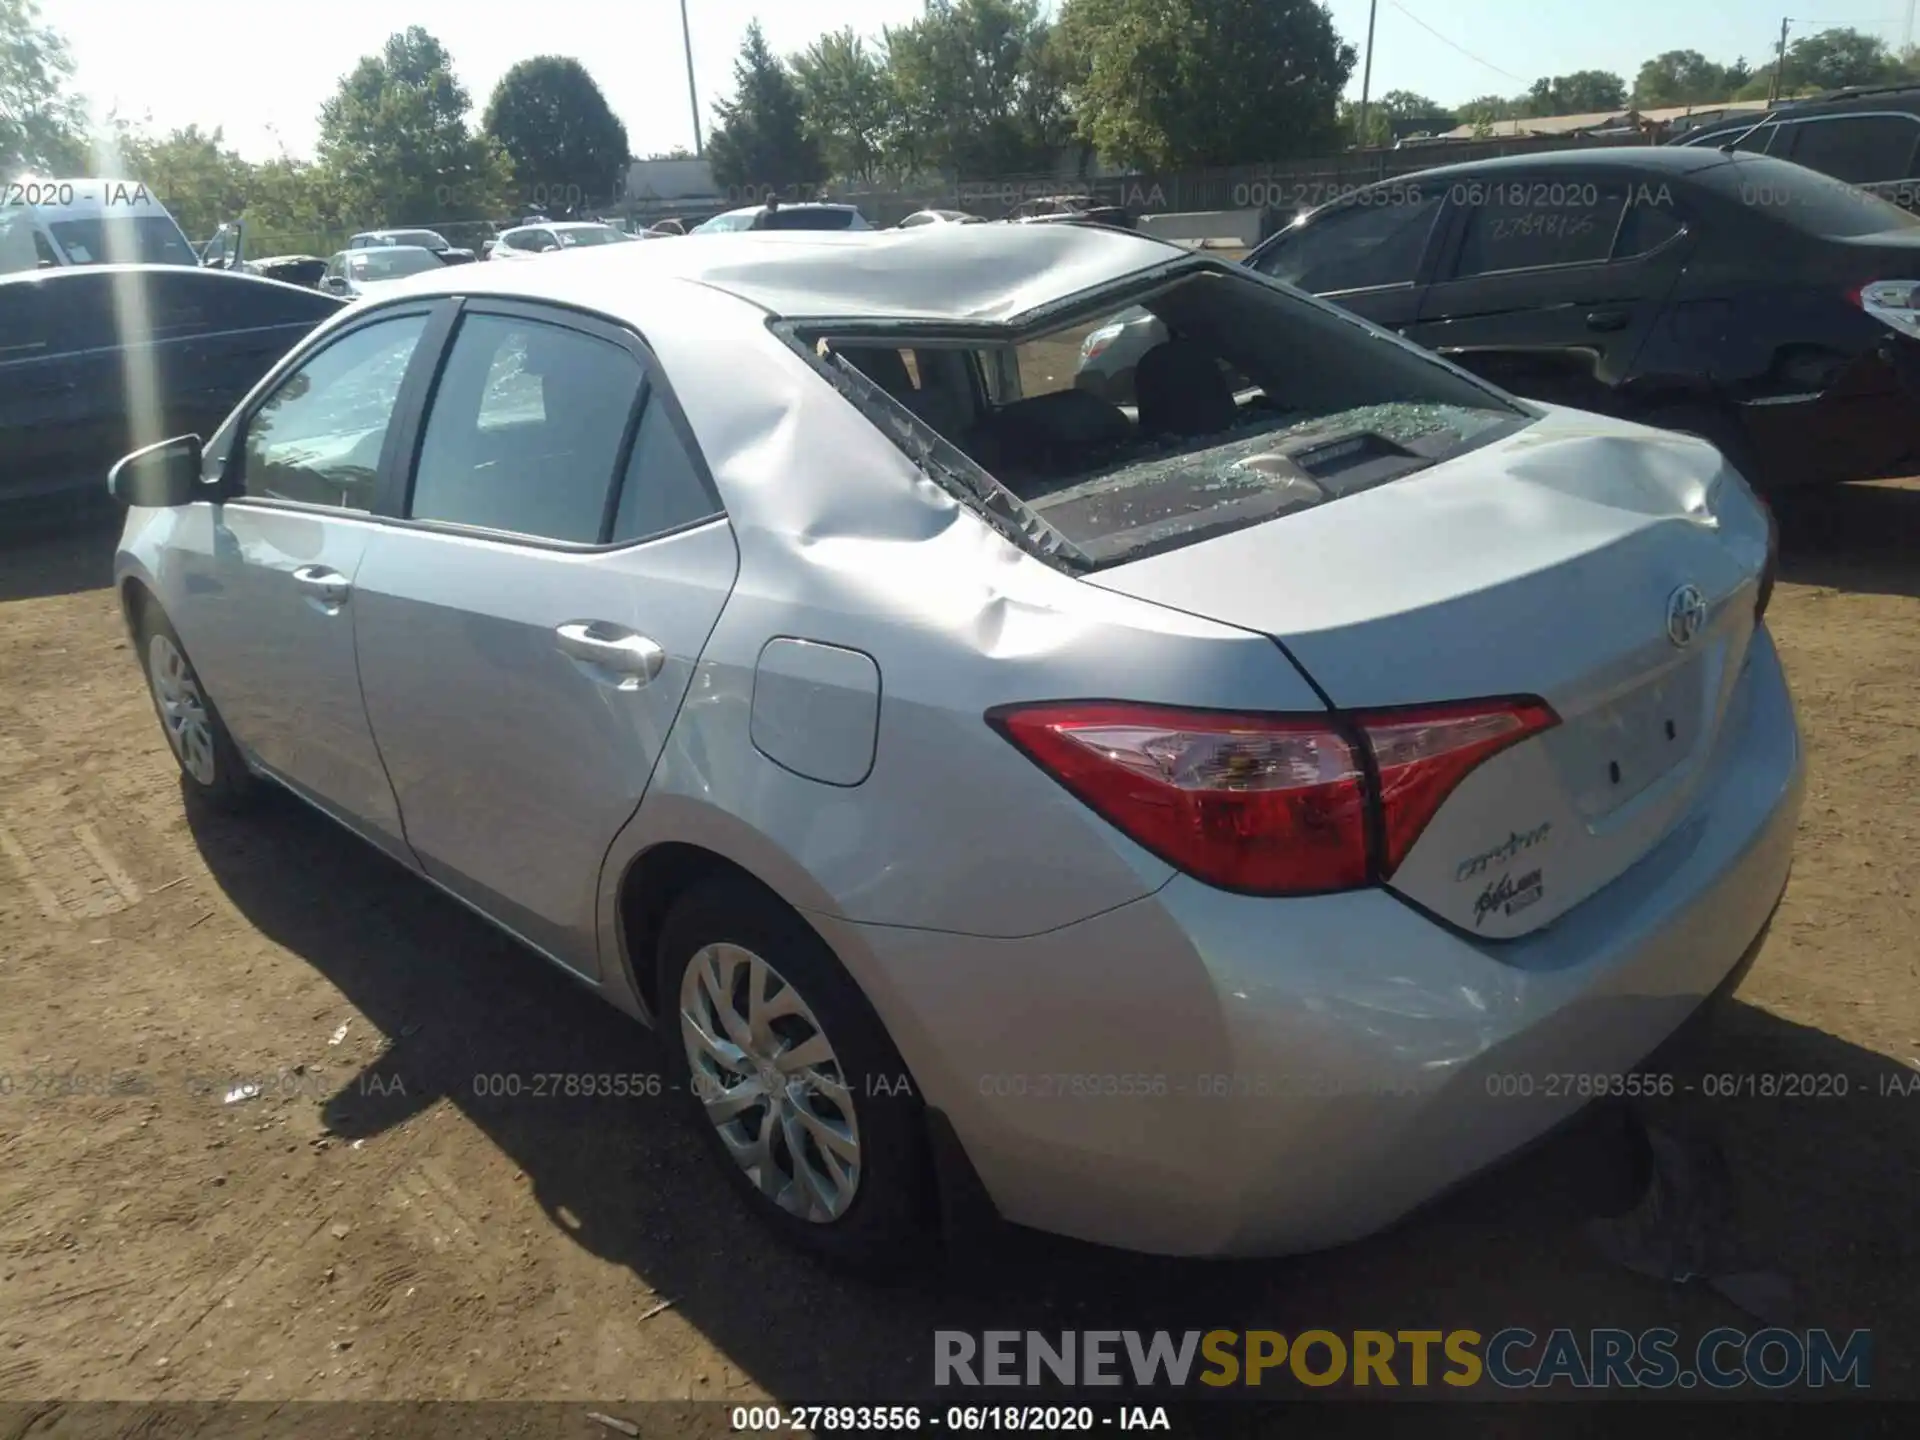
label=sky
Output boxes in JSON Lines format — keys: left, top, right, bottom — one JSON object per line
{"left": 36, "top": 0, "right": 1920, "bottom": 165}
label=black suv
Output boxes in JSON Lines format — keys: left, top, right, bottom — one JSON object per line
{"left": 1674, "top": 86, "right": 1920, "bottom": 210}
{"left": 1229, "top": 148, "right": 1920, "bottom": 492}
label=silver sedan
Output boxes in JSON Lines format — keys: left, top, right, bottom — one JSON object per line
{"left": 109, "top": 225, "right": 1802, "bottom": 1268}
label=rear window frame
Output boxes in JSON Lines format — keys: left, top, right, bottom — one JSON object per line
{"left": 1700, "top": 152, "right": 1920, "bottom": 237}
{"left": 779, "top": 256, "right": 1529, "bottom": 574}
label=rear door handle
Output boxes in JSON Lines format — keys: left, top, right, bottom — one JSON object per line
{"left": 291, "top": 565, "right": 351, "bottom": 605}
{"left": 555, "top": 621, "right": 666, "bottom": 685}
{"left": 1586, "top": 309, "right": 1630, "bottom": 332}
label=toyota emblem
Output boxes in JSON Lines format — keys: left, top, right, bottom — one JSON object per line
{"left": 1666, "top": 584, "right": 1708, "bottom": 647}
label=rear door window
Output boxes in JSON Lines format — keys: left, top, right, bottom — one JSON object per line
{"left": 1449, "top": 177, "right": 1629, "bottom": 278}
{"left": 1776, "top": 114, "right": 1920, "bottom": 185}
{"left": 408, "top": 312, "right": 641, "bottom": 543}
{"left": 36, "top": 272, "right": 116, "bottom": 353}
{"left": 1252, "top": 191, "right": 1445, "bottom": 293}
{"left": 1704, "top": 154, "right": 1920, "bottom": 236}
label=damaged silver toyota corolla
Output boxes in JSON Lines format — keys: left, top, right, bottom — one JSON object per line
{"left": 109, "top": 224, "right": 1802, "bottom": 1268}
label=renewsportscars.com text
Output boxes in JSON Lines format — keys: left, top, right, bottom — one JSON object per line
{"left": 934, "top": 1328, "right": 1872, "bottom": 1391}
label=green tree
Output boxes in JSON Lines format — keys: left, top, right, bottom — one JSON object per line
{"left": 241, "top": 158, "right": 349, "bottom": 253}
{"left": 1631, "top": 50, "right": 1739, "bottom": 107}
{"left": 1457, "top": 93, "right": 1521, "bottom": 131}
{"left": 483, "top": 56, "right": 629, "bottom": 212}
{"left": 883, "top": 0, "right": 1071, "bottom": 178}
{"left": 1524, "top": 69, "right": 1628, "bottom": 116}
{"left": 706, "top": 20, "right": 825, "bottom": 191}
{"left": 1782, "top": 27, "right": 1902, "bottom": 91}
{"left": 1344, "top": 91, "right": 1454, "bottom": 147}
{"left": 790, "top": 27, "right": 891, "bottom": 184}
{"left": 1, "top": 0, "right": 86, "bottom": 178}
{"left": 317, "top": 27, "right": 515, "bottom": 225}
{"left": 1057, "top": 0, "right": 1354, "bottom": 169}
{"left": 118, "top": 126, "right": 250, "bottom": 240}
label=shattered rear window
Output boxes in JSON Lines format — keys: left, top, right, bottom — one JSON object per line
{"left": 808, "top": 267, "right": 1526, "bottom": 569}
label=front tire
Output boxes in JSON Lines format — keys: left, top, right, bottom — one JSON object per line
{"left": 136, "top": 604, "right": 256, "bottom": 810}
{"left": 656, "top": 876, "right": 935, "bottom": 1272}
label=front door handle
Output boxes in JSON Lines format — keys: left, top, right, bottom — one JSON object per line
{"left": 291, "top": 565, "right": 351, "bottom": 605}
{"left": 555, "top": 621, "right": 666, "bottom": 685}
{"left": 1586, "top": 309, "right": 1630, "bottom": 332}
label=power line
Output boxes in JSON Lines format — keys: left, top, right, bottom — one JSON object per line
{"left": 1386, "top": 2, "right": 1530, "bottom": 84}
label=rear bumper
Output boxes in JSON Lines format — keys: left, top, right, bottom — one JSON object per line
{"left": 822, "top": 626, "right": 1804, "bottom": 1257}
{"left": 1740, "top": 341, "right": 1920, "bottom": 488}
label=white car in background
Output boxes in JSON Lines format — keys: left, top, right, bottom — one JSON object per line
{"left": 490, "top": 221, "right": 640, "bottom": 260}
{"left": 319, "top": 245, "right": 446, "bottom": 299}
{"left": 0, "top": 177, "right": 199, "bottom": 274}
{"left": 897, "top": 209, "right": 987, "bottom": 229}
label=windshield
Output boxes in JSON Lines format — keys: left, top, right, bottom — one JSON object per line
{"left": 47, "top": 216, "right": 197, "bottom": 266}
{"left": 555, "top": 225, "right": 629, "bottom": 247}
{"left": 349, "top": 248, "right": 444, "bottom": 281}
{"left": 1703, "top": 153, "right": 1920, "bottom": 236}
{"left": 814, "top": 268, "right": 1526, "bottom": 568}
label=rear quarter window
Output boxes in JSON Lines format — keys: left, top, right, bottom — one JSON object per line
{"left": 1706, "top": 153, "right": 1920, "bottom": 236}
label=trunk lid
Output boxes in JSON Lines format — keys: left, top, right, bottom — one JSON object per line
{"left": 1083, "top": 405, "right": 1774, "bottom": 938}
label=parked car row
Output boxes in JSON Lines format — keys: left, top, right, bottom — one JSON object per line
{"left": 1077, "top": 146, "right": 1920, "bottom": 493}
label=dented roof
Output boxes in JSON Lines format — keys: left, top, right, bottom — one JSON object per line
{"left": 373, "top": 224, "right": 1191, "bottom": 325}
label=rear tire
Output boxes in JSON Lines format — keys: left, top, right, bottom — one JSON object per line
{"left": 656, "top": 876, "right": 936, "bottom": 1273}
{"left": 135, "top": 603, "right": 257, "bottom": 811}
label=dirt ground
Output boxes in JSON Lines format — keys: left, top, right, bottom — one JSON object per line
{"left": 1, "top": 481, "right": 1917, "bottom": 1414}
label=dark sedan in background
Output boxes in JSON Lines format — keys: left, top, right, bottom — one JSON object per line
{"left": 0, "top": 265, "right": 342, "bottom": 520}
{"left": 1079, "top": 148, "right": 1920, "bottom": 491}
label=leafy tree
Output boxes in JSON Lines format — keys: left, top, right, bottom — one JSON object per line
{"left": 1524, "top": 69, "right": 1628, "bottom": 117}
{"left": 1344, "top": 89, "right": 1453, "bottom": 145}
{"left": 1631, "top": 50, "right": 1738, "bottom": 107}
{"left": 1782, "top": 27, "right": 1903, "bottom": 92}
{"left": 1457, "top": 93, "right": 1521, "bottom": 128}
{"left": 483, "top": 56, "right": 629, "bottom": 211}
{"left": 317, "top": 27, "right": 515, "bottom": 225}
{"left": 116, "top": 126, "right": 250, "bottom": 240}
{"left": 883, "top": 0, "right": 1071, "bottom": 178}
{"left": 1, "top": 0, "right": 85, "bottom": 178}
{"left": 1057, "top": 0, "right": 1355, "bottom": 169}
{"left": 706, "top": 20, "right": 825, "bottom": 191}
{"left": 790, "top": 27, "right": 891, "bottom": 184}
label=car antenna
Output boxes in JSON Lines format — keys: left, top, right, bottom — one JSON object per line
{"left": 1718, "top": 109, "right": 1778, "bottom": 153}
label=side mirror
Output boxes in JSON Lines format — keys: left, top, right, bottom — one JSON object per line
{"left": 110, "top": 435, "right": 204, "bottom": 508}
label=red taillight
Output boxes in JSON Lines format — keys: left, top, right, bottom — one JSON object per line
{"left": 988, "top": 702, "right": 1371, "bottom": 894}
{"left": 1359, "top": 699, "right": 1559, "bottom": 876}
{"left": 990, "top": 696, "right": 1559, "bottom": 896}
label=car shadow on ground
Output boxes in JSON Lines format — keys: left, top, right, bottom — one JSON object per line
{"left": 0, "top": 512, "right": 121, "bottom": 604}
{"left": 1776, "top": 479, "right": 1920, "bottom": 602}
{"left": 183, "top": 787, "right": 1920, "bottom": 1407}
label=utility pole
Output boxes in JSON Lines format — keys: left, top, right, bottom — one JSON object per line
{"left": 679, "top": 0, "right": 703, "bottom": 157}
{"left": 1356, "top": 0, "right": 1380, "bottom": 147}
{"left": 1905, "top": 0, "right": 1916, "bottom": 57}
{"left": 1768, "top": 17, "right": 1792, "bottom": 106}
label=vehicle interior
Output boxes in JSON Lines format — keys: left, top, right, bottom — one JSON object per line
{"left": 812, "top": 268, "right": 1527, "bottom": 563}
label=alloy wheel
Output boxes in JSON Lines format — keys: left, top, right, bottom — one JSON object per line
{"left": 148, "top": 632, "right": 216, "bottom": 786}
{"left": 678, "top": 941, "right": 862, "bottom": 1222}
